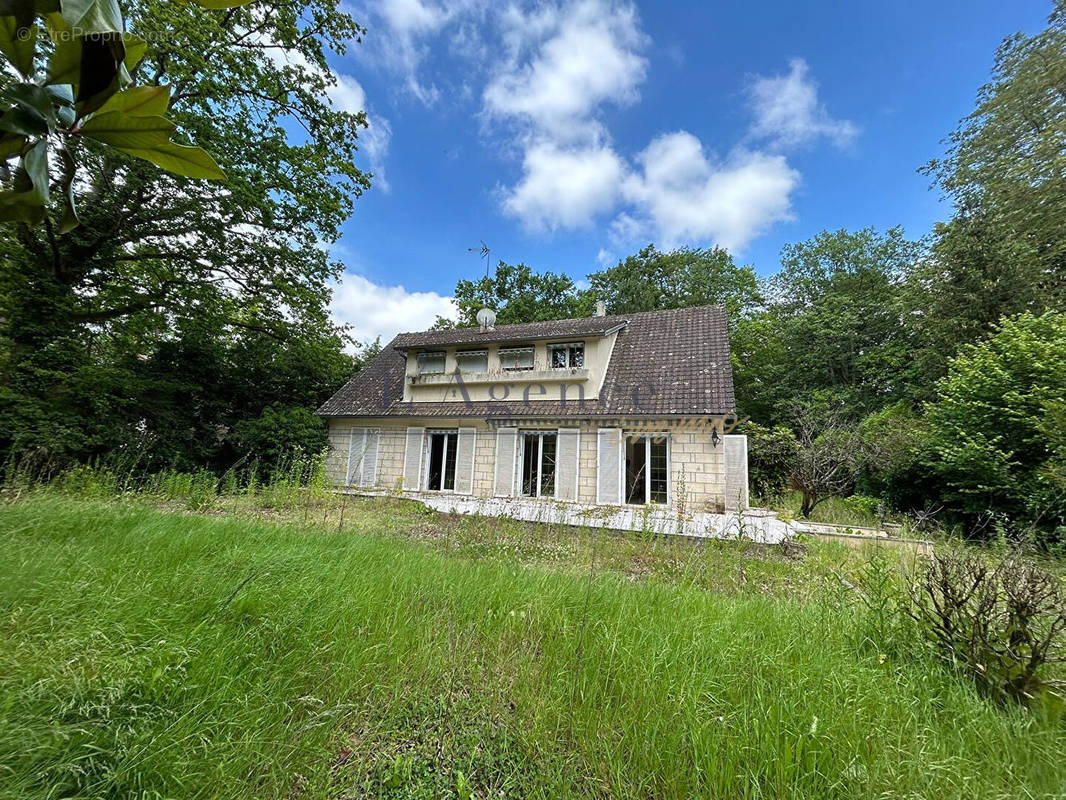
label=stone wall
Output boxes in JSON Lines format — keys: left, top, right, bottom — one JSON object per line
{"left": 325, "top": 417, "right": 736, "bottom": 513}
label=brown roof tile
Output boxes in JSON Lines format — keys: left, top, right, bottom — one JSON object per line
{"left": 317, "top": 305, "right": 735, "bottom": 418}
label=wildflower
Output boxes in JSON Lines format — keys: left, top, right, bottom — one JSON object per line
{"left": 878, "top": 654, "right": 886, "bottom": 664}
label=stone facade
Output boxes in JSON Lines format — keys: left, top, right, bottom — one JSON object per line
{"left": 326, "top": 416, "right": 737, "bottom": 514}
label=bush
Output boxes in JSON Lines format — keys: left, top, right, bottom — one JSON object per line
{"left": 923, "top": 311, "right": 1066, "bottom": 534}
{"left": 907, "top": 547, "right": 1066, "bottom": 707}
{"left": 744, "top": 422, "right": 799, "bottom": 503}
{"left": 231, "top": 405, "right": 327, "bottom": 472}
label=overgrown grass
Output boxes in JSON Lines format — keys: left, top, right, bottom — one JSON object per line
{"left": 2, "top": 494, "right": 1065, "bottom": 799}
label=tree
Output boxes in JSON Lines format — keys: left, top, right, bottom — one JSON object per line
{"left": 743, "top": 422, "right": 799, "bottom": 504}
{"left": 923, "top": 311, "right": 1066, "bottom": 532}
{"left": 0, "top": 1, "right": 370, "bottom": 467}
{"left": 735, "top": 228, "right": 920, "bottom": 424}
{"left": 0, "top": 0, "right": 244, "bottom": 227}
{"left": 909, "top": 2, "right": 1066, "bottom": 390}
{"left": 587, "top": 243, "right": 761, "bottom": 319}
{"left": 788, "top": 402, "right": 864, "bottom": 518}
{"left": 448, "top": 261, "right": 593, "bottom": 327}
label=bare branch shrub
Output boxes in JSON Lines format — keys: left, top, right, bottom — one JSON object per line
{"left": 907, "top": 547, "right": 1066, "bottom": 706}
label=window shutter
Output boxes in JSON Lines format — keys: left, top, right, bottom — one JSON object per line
{"left": 360, "top": 428, "right": 380, "bottom": 486}
{"left": 493, "top": 427, "right": 518, "bottom": 497}
{"left": 724, "top": 434, "right": 749, "bottom": 511}
{"left": 454, "top": 427, "right": 477, "bottom": 494}
{"left": 345, "top": 428, "right": 365, "bottom": 486}
{"left": 555, "top": 428, "right": 580, "bottom": 501}
{"left": 596, "top": 428, "right": 623, "bottom": 505}
{"left": 402, "top": 427, "right": 425, "bottom": 491}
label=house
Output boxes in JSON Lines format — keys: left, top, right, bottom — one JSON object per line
{"left": 318, "top": 304, "right": 753, "bottom": 529}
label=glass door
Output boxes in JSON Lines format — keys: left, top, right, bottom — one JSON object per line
{"left": 425, "top": 430, "right": 458, "bottom": 491}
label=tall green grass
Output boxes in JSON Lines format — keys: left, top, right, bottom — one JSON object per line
{"left": 2, "top": 496, "right": 1064, "bottom": 799}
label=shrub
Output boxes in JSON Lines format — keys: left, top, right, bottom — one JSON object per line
{"left": 232, "top": 405, "right": 327, "bottom": 472}
{"left": 906, "top": 547, "right": 1066, "bottom": 707}
{"left": 744, "top": 423, "right": 799, "bottom": 503}
{"left": 923, "top": 311, "right": 1066, "bottom": 534}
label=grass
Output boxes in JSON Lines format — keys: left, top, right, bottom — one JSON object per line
{"left": 1, "top": 493, "right": 1065, "bottom": 799}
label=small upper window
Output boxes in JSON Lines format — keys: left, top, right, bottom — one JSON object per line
{"left": 549, "top": 342, "right": 584, "bottom": 369}
{"left": 499, "top": 346, "right": 534, "bottom": 371}
{"left": 418, "top": 351, "right": 446, "bottom": 374}
{"left": 455, "top": 349, "right": 488, "bottom": 374}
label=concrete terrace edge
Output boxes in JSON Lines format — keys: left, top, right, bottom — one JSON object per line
{"left": 338, "top": 489, "right": 795, "bottom": 545}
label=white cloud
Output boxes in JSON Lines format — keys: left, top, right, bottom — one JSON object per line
{"left": 620, "top": 132, "right": 799, "bottom": 250}
{"left": 483, "top": 0, "right": 646, "bottom": 142}
{"left": 748, "top": 58, "right": 858, "bottom": 149}
{"left": 502, "top": 142, "right": 625, "bottom": 231}
{"left": 330, "top": 272, "right": 457, "bottom": 344}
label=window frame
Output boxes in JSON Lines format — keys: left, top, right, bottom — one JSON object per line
{"left": 417, "top": 350, "right": 447, "bottom": 375}
{"left": 498, "top": 345, "right": 535, "bottom": 372}
{"left": 455, "top": 348, "right": 489, "bottom": 374}
{"left": 548, "top": 341, "right": 585, "bottom": 369}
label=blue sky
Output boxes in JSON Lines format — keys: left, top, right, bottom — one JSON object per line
{"left": 322, "top": 0, "right": 1052, "bottom": 344}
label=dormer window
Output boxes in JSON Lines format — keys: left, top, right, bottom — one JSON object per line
{"left": 499, "top": 346, "right": 534, "bottom": 371}
{"left": 418, "top": 351, "right": 446, "bottom": 375}
{"left": 455, "top": 349, "right": 488, "bottom": 374}
{"left": 549, "top": 342, "right": 584, "bottom": 369}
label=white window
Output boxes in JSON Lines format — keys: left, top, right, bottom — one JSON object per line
{"left": 548, "top": 341, "right": 584, "bottom": 369}
{"left": 418, "top": 351, "right": 446, "bottom": 374}
{"left": 499, "top": 346, "right": 534, "bottom": 371}
{"left": 624, "top": 434, "right": 669, "bottom": 505}
{"left": 455, "top": 349, "right": 488, "bottom": 373}
{"left": 519, "top": 432, "right": 557, "bottom": 497}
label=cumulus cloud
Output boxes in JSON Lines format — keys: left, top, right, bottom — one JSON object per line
{"left": 483, "top": 0, "right": 646, "bottom": 142}
{"left": 502, "top": 142, "right": 626, "bottom": 231}
{"left": 748, "top": 58, "right": 858, "bottom": 149}
{"left": 620, "top": 132, "right": 799, "bottom": 250}
{"left": 330, "top": 272, "right": 457, "bottom": 344}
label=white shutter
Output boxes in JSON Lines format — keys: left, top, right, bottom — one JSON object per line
{"left": 724, "top": 434, "right": 749, "bottom": 511}
{"left": 493, "top": 427, "right": 519, "bottom": 497}
{"left": 402, "top": 427, "right": 425, "bottom": 491}
{"left": 360, "top": 428, "right": 380, "bottom": 486}
{"left": 454, "top": 427, "right": 477, "bottom": 494}
{"left": 345, "top": 428, "right": 365, "bottom": 486}
{"left": 555, "top": 428, "right": 580, "bottom": 502}
{"left": 596, "top": 428, "right": 623, "bottom": 505}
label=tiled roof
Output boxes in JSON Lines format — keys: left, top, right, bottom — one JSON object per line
{"left": 391, "top": 316, "right": 625, "bottom": 349}
{"left": 317, "top": 305, "right": 736, "bottom": 418}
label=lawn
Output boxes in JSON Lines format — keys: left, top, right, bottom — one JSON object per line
{"left": 1, "top": 494, "right": 1064, "bottom": 799}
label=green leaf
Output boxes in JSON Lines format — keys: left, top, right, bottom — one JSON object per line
{"left": 0, "top": 138, "right": 49, "bottom": 221}
{"left": 79, "top": 111, "right": 174, "bottom": 148}
{"left": 46, "top": 34, "right": 81, "bottom": 85}
{"left": 75, "top": 32, "right": 127, "bottom": 114}
{"left": 97, "top": 85, "right": 171, "bottom": 117}
{"left": 0, "top": 10, "right": 37, "bottom": 78}
{"left": 118, "top": 140, "right": 226, "bottom": 180}
{"left": 122, "top": 31, "right": 146, "bottom": 71}
{"left": 0, "top": 104, "right": 49, "bottom": 137}
{"left": 2, "top": 82, "right": 58, "bottom": 129}
{"left": 57, "top": 144, "right": 79, "bottom": 232}
{"left": 46, "top": 83, "right": 75, "bottom": 125}
{"left": 0, "top": 132, "right": 26, "bottom": 159}
{"left": 58, "top": 0, "right": 123, "bottom": 33}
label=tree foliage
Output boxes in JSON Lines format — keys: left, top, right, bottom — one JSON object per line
{"left": 923, "top": 312, "right": 1066, "bottom": 527}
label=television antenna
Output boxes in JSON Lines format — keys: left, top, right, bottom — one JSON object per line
{"left": 468, "top": 241, "right": 491, "bottom": 278}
